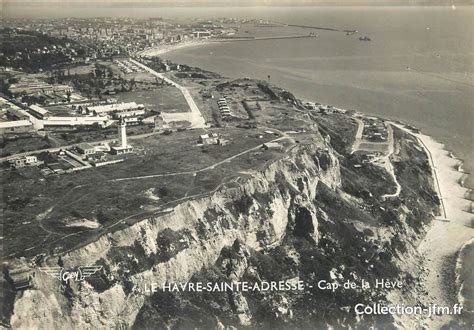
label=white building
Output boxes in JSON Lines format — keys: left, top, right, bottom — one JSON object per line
{"left": 198, "top": 132, "right": 221, "bottom": 145}
{"left": 29, "top": 104, "right": 49, "bottom": 119}
{"left": 10, "top": 155, "right": 42, "bottom": 168}
{"left": 0, "top": 120, "right": 33, "bottom": 134}
{"left": 87, "top": 102, "right": 144, "bottom": 116}
{"left": 43, "top": 116, "right": 109, "bottom": 130}
{"left": 111, "top": 119, "right": 133, "bottom": 155}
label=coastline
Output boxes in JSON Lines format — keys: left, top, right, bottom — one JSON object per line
{"left": 135, "top": 40, "right": 473, "bottom": 325}
{"left": 138, "top": 34, "right": 320, "bottom": 57}
{"left": 138, "top": 39, "right": 216, "bottom": 57}
{"left": 455, "top": 238, "right": 474, "bottom": 325}
{"left": 393, "top": 123, "right": 473, "bottom": 327}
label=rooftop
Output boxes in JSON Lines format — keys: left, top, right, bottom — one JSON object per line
{"left": 88, "top": 102, "right": 144, "bottom": 114}
{"left": 29, "top": 104, "right": 49, "bottom": 116}
{"left": 0, "top": 120, "right": 33, "bottom": 128}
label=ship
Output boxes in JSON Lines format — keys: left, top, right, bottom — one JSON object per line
{"left": 359, "top": 36, "right": 371, "bottom": 41}
{"left": 345, "top": 30, "right": 358, "bottom": 35}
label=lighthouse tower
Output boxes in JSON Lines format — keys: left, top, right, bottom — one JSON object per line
{"left": 118, "top": 119, "right": 127, "bottom": 147}
{"left": 111, "top": 119, "right": 133, "bottom": 155}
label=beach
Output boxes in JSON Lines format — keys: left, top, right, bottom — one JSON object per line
{"left": 394, "top": 123, "right": 473, "bottom": 327}
{"left": 456, "top": 239, "right": 474, "bottom": 325}
{"left": 138, "top": 39, "right": 216, "bottom": 57}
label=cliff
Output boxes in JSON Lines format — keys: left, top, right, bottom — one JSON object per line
{"left": 6, "top": 120, "right": 439, "bottom": 328}
{"left": 9, "top": 133, "right": 341, "bottom": 328}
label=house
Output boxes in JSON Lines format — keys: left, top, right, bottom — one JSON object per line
{"left": 29, "top": 104, "right": 49, "bottom": 119}
{"left": 113, "top": 109, "right": 146, "bottom": 119}
{"left": 261, "top": 142, "right": 282, "bottom": 151}
{"left": 0, "top": 120, "right": 33, "bottom": 135}
{"left": 111, "top": 146, "right": 134, "bottom": 155}
{"left": 77, "top": 143, "right": 96, "bottom": 156}
{"left": 87, "top": 102, "right": 144, "bottom": 116}
{"left": 87, "top": 152, "right": 107, "bottom": 162}
{"left": 198, "top": 132, "right": 221, "bottom": 145}
{"left": 42, "top": 116, "right": 108, "bottom": 130}
{"left": 7, "top": 266, "right": 33, "bottom": 290}
{"left": 6, "top": 107, "right": 30, "bottom": 120}
{"left": 10, "top": 155, "right": 42, "bottom": 168}
{"left": 193, "top": 30, "right": 212, "bottom": 38}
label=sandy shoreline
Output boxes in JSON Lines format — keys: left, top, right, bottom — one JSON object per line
{"left": 138, "top": 39, "right": 216, "bottom": 57}
{"left": 393, "top": 123, "right": 473, "bottom": 328}
{"left": 456, "top": 238, "right": 474, "bottom": 324}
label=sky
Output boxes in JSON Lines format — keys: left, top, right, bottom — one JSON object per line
{"left": 2, "top": 0, "right": 472, "bottom": 19}
{"left": 2, "top": 0, "right": 473, "bottom": 6}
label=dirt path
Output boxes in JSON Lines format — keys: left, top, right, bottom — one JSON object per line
{"left": 378, "top": 125, "right": 401, "bottom": 199}
{"left": 110, "top": 135, "right": 290, "bottom": 182}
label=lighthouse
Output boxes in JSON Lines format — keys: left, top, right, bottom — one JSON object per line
{"left": 111, "top": 118, "right": 133, "bottom": 155}
{"left": 118, "top": 119, "right": 127, "bottom": 147}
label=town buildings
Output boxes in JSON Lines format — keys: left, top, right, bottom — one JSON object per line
{"left": 10, "top": 155, "right": 42, "bottom": 168}
{"left": 0, "top": 120, "right": 33, "bottom": 134}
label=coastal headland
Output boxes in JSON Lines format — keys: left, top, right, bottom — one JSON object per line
{"left": 1, "top": 16, "right": 472, "bottom": 329}
{"left": 141, "top": 40, "right": 474, "bottom": 328}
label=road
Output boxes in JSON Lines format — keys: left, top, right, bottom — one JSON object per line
{"left": 350, "top": 117, "right": 364, "bottom": 154}
{"left": 379, "top": 125, "right": 401, "bottom": 199}
{"left": 111, "top": 135, "right": 290, "bottom": 182}
{"left": 129, "top": 58, "right": 207, "bottom": 129}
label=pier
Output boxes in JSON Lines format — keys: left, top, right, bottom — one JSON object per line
{"left": 285, "top": 24, "right": 339, "bottom": 32}
{"left": 218, "top": 34, "right": 319, "bottom": 43}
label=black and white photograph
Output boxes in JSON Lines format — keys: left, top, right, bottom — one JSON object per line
{"left": 0, "top": 0, "right": 473, "bottom": 328}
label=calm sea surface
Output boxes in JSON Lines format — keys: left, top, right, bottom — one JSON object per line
{"left": 160, "top": 7, "right": 474, "bottom": 189}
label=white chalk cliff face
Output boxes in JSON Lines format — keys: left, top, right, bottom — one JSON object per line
{"left": 11, "top": 135, "right": 342, "bottom": 328}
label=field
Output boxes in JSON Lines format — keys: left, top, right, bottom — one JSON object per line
{"left": 1, "top": 127, "right": 292, "bottom": 258}
{"left": 357, "top": 142, "right": 390, "bottom": 153}
{"left": 116, "top": 87, "right": 190, "bottom": 113}
{"left": 48, "top": 124, "right": 154, "bottom": 146}
{"left": 1, "top": 135, "right": 52, "bottom": 157}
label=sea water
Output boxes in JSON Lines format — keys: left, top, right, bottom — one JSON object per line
{"left": 160, "top": 6, "right": 474, "bottom": 191}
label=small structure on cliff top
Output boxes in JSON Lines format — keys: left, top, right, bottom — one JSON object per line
{"left": 4, "top": 260, "right": 33, "bottom": 290}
